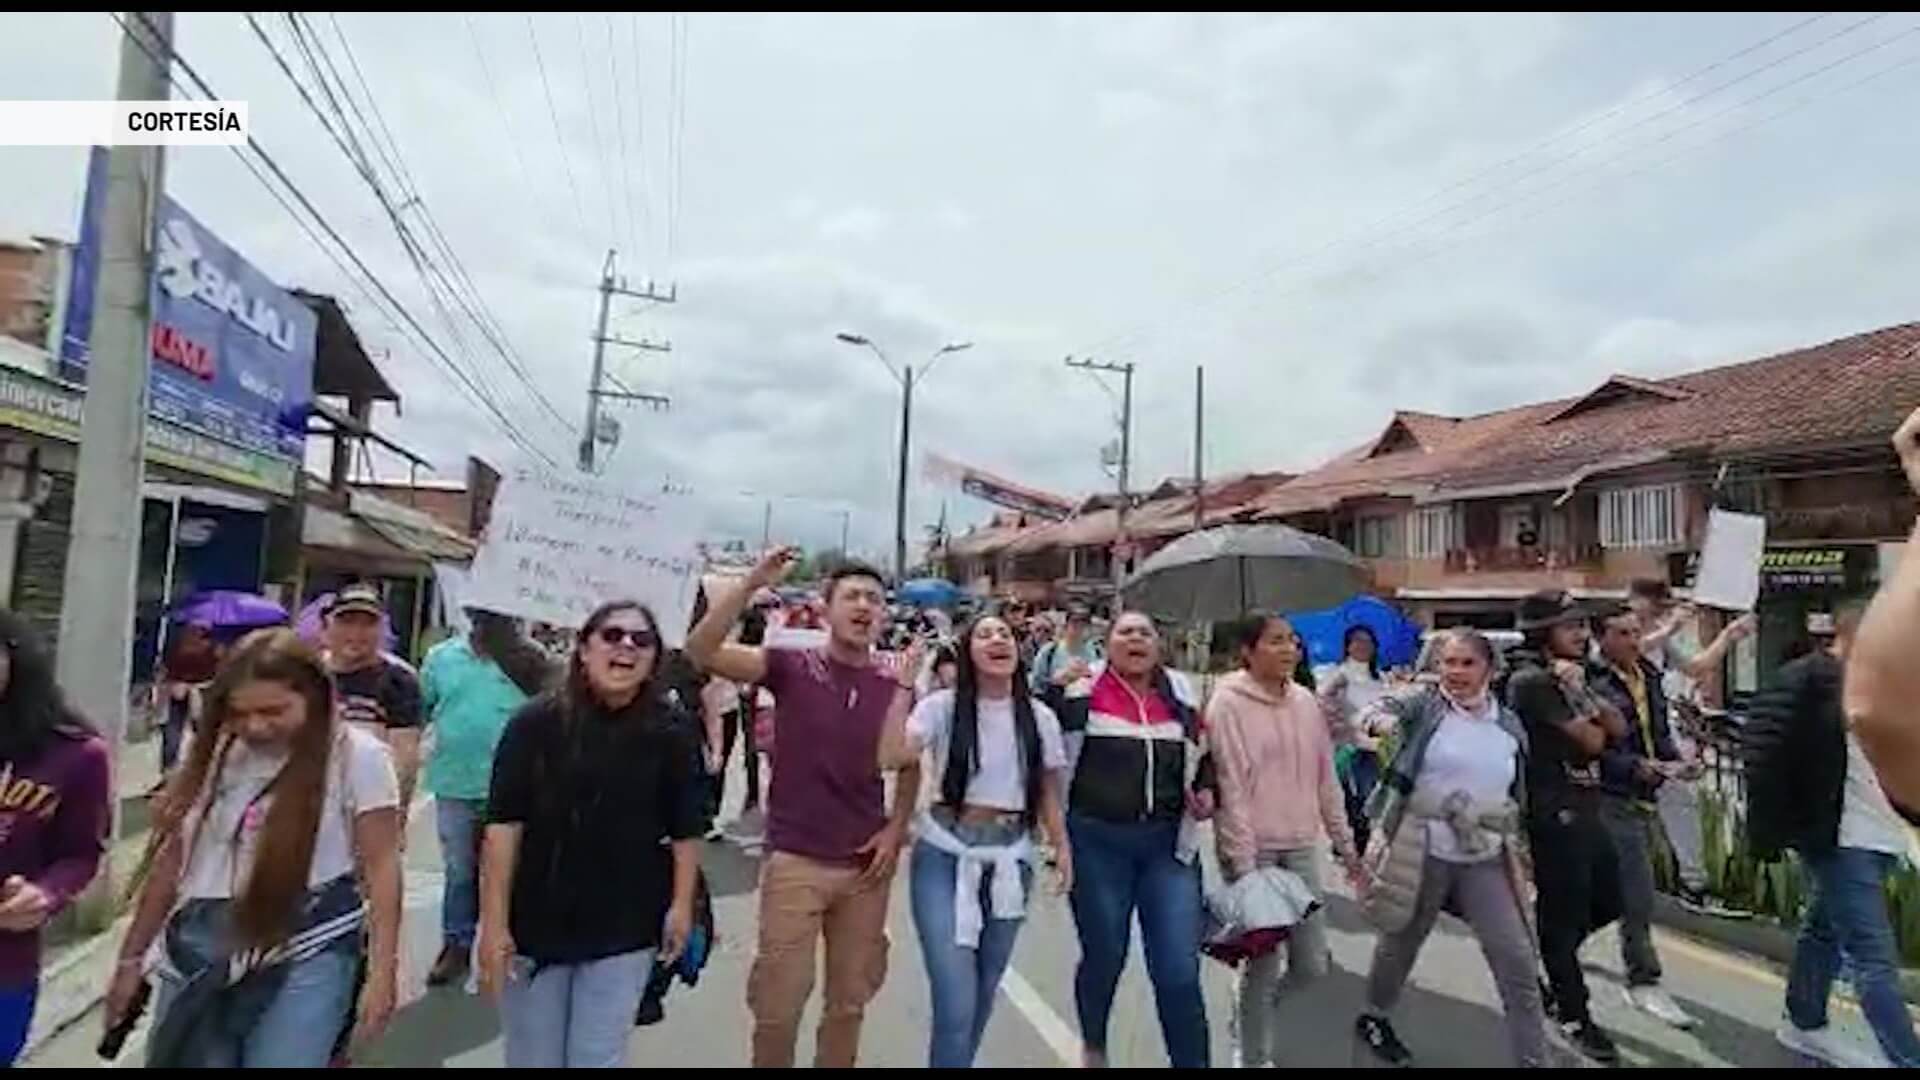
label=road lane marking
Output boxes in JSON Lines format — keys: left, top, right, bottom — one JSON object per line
{"left": 1000, "top": 966, "right": 1082, "bottom": 1068}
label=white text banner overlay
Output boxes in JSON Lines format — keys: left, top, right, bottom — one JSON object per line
{"left": 0, "top": 101, "right": 248, "bottom": 146}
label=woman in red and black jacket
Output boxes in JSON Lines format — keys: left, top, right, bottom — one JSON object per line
{"left": 1044, "top": 611, "right": 1215, "bottom": 1069}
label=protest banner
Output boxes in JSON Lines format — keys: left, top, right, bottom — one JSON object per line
{"left": 463, "top": 463, "right": 703, "bottom": 641}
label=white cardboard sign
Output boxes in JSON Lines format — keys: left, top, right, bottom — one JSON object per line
{"left": 1690, "top": 508, "right": 1766, "bottom": 612}
{"left": 463, "top": 464, "right": 702, "bottom": 641}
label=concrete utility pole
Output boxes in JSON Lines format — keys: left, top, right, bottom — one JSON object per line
{"left": 578, "top": 248, "right": 673, "bottom": 472}
{"left": 58, "top": 10, "right": 173, "bottom": 929}
{"left": 1193, "top": 365, "right": 1205, "bottom": 532}
{"left": 1065, "top": 355, "right": 1136, "bottom": 613}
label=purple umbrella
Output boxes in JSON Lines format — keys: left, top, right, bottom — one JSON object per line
{"left": 170, "top": 591, "right": 289, "bottom": 635}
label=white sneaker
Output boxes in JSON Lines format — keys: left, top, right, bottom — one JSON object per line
{"left": 1626, "top": 985, "right": 1698, "bottom": 1029}
{"left": 1775, "top": 1019, "right": 1892, "bottom": 1068}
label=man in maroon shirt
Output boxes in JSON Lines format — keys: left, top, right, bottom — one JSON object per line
{"left": 688, "top": 548, "right": 921, "bottom": 1068}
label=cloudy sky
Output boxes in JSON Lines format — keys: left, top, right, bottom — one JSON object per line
{"left": 3, "top": 12, "right": 1917, "bottom": 558}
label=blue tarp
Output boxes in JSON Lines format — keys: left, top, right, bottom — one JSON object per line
{"left": 1286, "top": 594, "right": 1422, "bottom": 670}
{"left": 897, "top": 578, "right": 962, "bottom": 608}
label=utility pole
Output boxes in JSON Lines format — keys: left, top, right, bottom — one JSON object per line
{"left": 839, "top": 509, "right": 851, "bottom": 557}
{"left": 59, "top": 10, "right": 173, "bottom": 930}
{"left": 895, "top": 365, "right": 914, "bottom": 581}
{"left": 578, "top": 248, "right": 674, "bottom": 472}
{"left": 760, "top": 500, "right": 772, "bottom": 550}
{"left": 1193, "top": 365, "right": 1205, "bottom": 532}
{"left": 1066, "top": 355, "right": 1136, "bottom": 612}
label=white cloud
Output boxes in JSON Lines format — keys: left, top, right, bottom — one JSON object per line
{"left": 4, "top": 11, "right": 1917, "bottom": 552}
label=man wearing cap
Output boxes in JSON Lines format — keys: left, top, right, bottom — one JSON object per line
{"left": 1504, "top": 589, "right": 1631, "bottom": 1064}
{"left": 326, "top": 583, "right": 425, "bottom": 815}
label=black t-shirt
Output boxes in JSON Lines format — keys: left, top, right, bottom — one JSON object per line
{"left": 1505, "top": 657, "right": 1601, "bottom": 805}
{"left": 333, "top": 658, "right": 424, "bottom": 730}
{"left": 487, "top": 693, "right": 703, "bottom": 963}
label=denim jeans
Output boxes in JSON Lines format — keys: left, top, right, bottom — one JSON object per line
{"left": 501, "top": 950, "right": 653, "bottom": 1068}
{"left": 1600, "top": 797, "right": 1663, "bottom": 987}
{"left": 150, "top": 947, "right": 360, "bottom": 1067}
{"left": 0, "top": 982, "right": 36, "bottom": 1066}
{"left": 909, "top": 819, "right": 1032, "bottom": 1068}
{"left": 1067, "top": 813, "right": 1209, "bottom": 1068}
{"left": 436, "top": 797, "right": 485, "bottom": 948}
{"left": 1787, "top": 847, "right": 1920, "bottom": 1067}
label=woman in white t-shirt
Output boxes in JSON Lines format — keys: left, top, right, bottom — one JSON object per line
{"left": 878, "top": 614, "right": 1071, "bottom": 1069}
{"left": 1318, "top": 625, "right": 1389, "bottom": 854}
{"left": 104, "top": 629, "right": 403, "bottom": 1068}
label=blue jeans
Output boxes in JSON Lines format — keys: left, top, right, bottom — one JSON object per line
{"left": 150, "top": 947, "right": 360, "bottom": 1067}
{"left": 1787, "top": 847, "right": 1920, "bottom": 1067}
{"left": 501, "top": 950, "right": 653, "bottom": 1068}
{"left": 1067, "top": 814, "right": 1209, "bottom": 1068}
{"left": 0, "top": 982, "right": 36, "bottom": 1066}
{"left": 909, "top": 821, "right": 1032, "bottom": 1068}
{"left": 436, "top": 797, "right": 485, "bottom": 948}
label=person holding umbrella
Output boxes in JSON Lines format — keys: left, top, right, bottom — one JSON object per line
{"left": 1210, "top": 612, "right": 1362, "bottom": 1068}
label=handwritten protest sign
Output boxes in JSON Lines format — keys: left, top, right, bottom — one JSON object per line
{"left": 1691, "top": 508, "right": 1766, "bottom": 612}
{"left": 463, "top": 464, "right": 702, "bottom": 641}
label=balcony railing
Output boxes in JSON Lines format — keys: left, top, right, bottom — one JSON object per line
{"left": 1443, "top": 543, "right": 1604, "bottom": 573}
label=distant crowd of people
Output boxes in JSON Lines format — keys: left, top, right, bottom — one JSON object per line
{"left": 0, "top": 410, "right": 1906, "bottom": 1068}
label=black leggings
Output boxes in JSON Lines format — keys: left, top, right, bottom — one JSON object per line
{"left": 717, "top": 705, "right": 761, "bottom": 811}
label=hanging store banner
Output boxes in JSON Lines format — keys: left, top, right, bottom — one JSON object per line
{"left": 59, "top": 147, "right": 315, "bottom": 483}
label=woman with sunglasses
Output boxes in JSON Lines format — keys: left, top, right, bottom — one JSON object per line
{"left": 478, "top": 602, "right": 703, "bottom": 1068}
{"left": 879, "top": 614, "right": 1071, "bottom": 1068}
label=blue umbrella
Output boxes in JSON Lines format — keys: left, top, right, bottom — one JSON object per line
{"left": 1286, "top": 594, "right": 1421, "bottom": 670}
{"left": 897, "top": 577, "right": 961, "bottom": 609}
{"left": 170, "top": 591, "right": 289, "bottom": 636}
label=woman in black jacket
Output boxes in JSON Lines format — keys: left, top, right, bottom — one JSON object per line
{"left": 478, "top": 601, "right": 703, "bottom": 1068}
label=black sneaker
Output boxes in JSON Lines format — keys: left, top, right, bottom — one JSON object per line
{"left": 1567, "top": 1019, "right": 1620, "bottom": 1066}
{"left": 1355, "top": 1015, "right": 1413, "bottom": 1067}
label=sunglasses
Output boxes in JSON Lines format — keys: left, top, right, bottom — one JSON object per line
{"left": 595, "top": 626, "right": 660, "bottom": 650}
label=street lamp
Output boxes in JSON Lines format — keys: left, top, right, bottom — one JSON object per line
{"left": 835, "top": 332, "right": 973, "bottom": 582}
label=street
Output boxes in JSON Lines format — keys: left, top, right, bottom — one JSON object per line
{"left": 22, "top": 761, "right": 1869, "bottom": 1069}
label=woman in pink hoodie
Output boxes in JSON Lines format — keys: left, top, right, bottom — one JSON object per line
{"left": 1209, "top": 612, "right": 1365, "bottom": 1069}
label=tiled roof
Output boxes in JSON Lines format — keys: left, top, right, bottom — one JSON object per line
{"left": 1434, "top": 322, "right": 1920, "bottom": 492}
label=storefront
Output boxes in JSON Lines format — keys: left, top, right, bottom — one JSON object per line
{"left": 0, "top": 148, "right": 316, "bottom": 677}
{"left": 1668, "top": 543, "right": 1881, "bottom": 695}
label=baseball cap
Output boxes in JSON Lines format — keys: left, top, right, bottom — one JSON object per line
{"left": 326, "top": 583, "right": 384, "bottom": 619}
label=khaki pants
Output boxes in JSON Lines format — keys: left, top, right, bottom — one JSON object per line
{"left": 749, "top": 851, "right": 893, "bottom": 1068}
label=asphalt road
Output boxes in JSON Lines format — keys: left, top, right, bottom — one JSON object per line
{"left": 24, "top": 763, "right": 1884, "bottom": 1069}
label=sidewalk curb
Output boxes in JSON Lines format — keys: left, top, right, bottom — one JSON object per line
{"left": 1651, "top": 894, "right": 1920, "bottom": 1004}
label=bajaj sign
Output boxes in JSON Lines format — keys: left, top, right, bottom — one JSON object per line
{"left": 61, "top": 147, "right": 315, "bottom": 474}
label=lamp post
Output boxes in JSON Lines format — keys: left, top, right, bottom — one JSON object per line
{"left": 835, "top": 333, "right": 972, "bottom": 582}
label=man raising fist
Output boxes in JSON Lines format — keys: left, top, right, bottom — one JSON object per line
{"left": 685, "top": 549, "right": 921, "bottom": 1069}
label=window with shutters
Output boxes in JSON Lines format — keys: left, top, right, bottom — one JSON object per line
{"left": 1599, "top": 484, "right": 1683, "bottom": 549}
{"left": 1353, "top": 513, "right": 1403, "bottom": 558}
{"left": 1408, "top": 505, "right": 1459, "bottom": 559}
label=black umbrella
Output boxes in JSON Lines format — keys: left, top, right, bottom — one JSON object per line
{"left": 1122, "top": 523, "right": 1368, "bottom": 624}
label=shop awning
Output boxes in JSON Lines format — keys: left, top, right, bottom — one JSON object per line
{"left": 302, "top": 490, "right": 474, "bottom": 575}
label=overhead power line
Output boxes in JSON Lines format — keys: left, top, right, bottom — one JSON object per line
{"left": 113, "top": 11, "right": 560, "bottom": 468}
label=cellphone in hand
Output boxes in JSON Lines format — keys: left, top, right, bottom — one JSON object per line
{"left": 98, "top": 980, "right": 150, "bottom": 1060}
